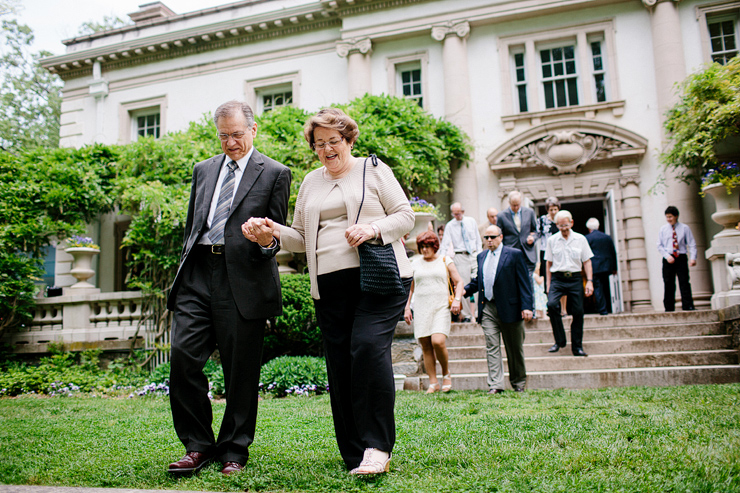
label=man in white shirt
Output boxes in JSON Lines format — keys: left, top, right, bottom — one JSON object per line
{"left": 439, "top": 202, "right": 482, "bottom": 322}
{"left": 656, "top": 206, "right": 696, "bottom": 312}
{"left": 545, "top": 210, "right": 594, "bottom": 357}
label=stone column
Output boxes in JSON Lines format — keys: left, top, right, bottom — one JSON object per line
{"left": 432, "top": 21, "right": 479, "bottom": 215}
{"left": 645, "top": 0, "right": 712, "bottom": 308}
{"left": 619, "top": 163, "right": 652, "bottom": 312}
{"left": 337, "top": 38, "right": 372, "bottom": 100}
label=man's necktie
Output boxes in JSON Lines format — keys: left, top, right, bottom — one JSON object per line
{"left": 461, "top": 221, "right": 474, "bottom": 254}
{"left": 514, "top": 211, "right": 521, "bottom": 230}
{"left": 672, "top": 225, "right": 679, "bottom": 258}
{"left": 210, "top": 161, "right": 237, "bottom": 245}
{"left": 484, "top": 250, "right": 496, "bottom": 301}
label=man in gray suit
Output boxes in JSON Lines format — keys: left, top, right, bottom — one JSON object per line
{"left": 497, "top": 190, "right": 538, "bottom": 279}
{"left": 166, "top": 100, "right": 291, "bottom": 476}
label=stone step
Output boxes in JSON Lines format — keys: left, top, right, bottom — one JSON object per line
{"left": 440, "top": 349, "right": 738, "bottom": 374}
{"left": 411, "top": 365, "right": 740, "bottom": 391}
{"left": 447, "top": 335, "right": 734, "bottom": 359}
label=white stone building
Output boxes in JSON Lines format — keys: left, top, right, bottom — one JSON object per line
{"left": 40, "top": 0, "right": 740, "bottom": 313}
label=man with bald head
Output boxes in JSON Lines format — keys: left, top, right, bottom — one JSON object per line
{"left": 464, "top": 225, "right": 533, "bottom": 393}
{"left": 439, "top": 202, "right": 482, "bottom": 322}
{"left": 478, "top": 207, "right": 498, "bottom": 249}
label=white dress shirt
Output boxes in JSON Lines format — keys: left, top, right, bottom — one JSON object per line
{"left": 439, "top": 216, "right": 482, "bottom": 256}
{"left": 483, "top": 244, "right": 502, "bottom": 301}
{"left": 657, "top": 222, "right": 697, "bottom": 260}
{"left": 201, "top": 147, "right": 254, "bottom": 244}
{"left": 544, "top": 231, "right": 593, "bottom": 273}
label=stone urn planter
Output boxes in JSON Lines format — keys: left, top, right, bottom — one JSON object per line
{"left": 64, "top": 247, "right": 100, "bottom": 289}
{"left": 406, "top": 212, "right": 436, "bottom": 253}
{"left": 703, "top": 182, "right": 740, "bottom": 237}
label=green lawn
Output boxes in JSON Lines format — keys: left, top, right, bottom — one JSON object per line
{"left": 1, "top": 384, "right": 739, "bottom": 492}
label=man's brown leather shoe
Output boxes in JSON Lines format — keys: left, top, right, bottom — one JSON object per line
{"left": 167, "top": 451, "right": 212, "bottom": 475}
{"left": 221, "top": 461, "right": 244, "bottom": 475}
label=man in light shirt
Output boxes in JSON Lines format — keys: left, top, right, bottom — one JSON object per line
{"left": 439, "top": 202, "right": 482, "bottom": 322}
{"left": 545, "top": 210, "right": 593, "bottom": 357}
{"left": 657, "top": 206, "right": 696, "bottom": 312}
{"left": 478, "top": 207, "right": 498, "bottom": 249}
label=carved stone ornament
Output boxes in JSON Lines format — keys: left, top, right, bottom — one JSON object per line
{"left": 431, "top": 21, "right": 470, "bottom": 41}
{"left": 727, "top": 253, "right": 740, "bottom": 291}
{"left": 336, "top": 38, "right": 372, "bottom": 57}
{"left": 642, "top": 0, "right": 681, "bottom": 7}
{"left": 502, "top": 131, "right": 634, "bottom": 175}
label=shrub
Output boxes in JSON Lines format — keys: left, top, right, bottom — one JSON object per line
{"left": 263, "top": 274, "right": 322, "bottom": 361}
{"left": 259, "top": 355, "right": 328, "bottom": 398}
{"left": 147, "top": 358, "right": 224, "bottom": 397}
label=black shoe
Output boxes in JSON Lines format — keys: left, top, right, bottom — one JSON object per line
{"left": 461, "top": 317, "right": 472, "bottom": 323}
{"left": 514, "top": 387, "right": 525, "bottom": 393}
{"left": 548, "top": 344, "right": 561, "bottom": 353}
{"left": 488, "top": 388, "right": 505, "bottom": 394}
{"left": 573, "top": 348, "right": 588, "bottom": 357}
{"left": 684, "top": 307, "right": 696, "bottom": 311}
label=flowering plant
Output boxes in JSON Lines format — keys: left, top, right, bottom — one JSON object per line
{"left": 702, "top": 162, "right": 740, "bottom": 193}
{"left": 66, "top": 235, "right": 100, "bottom": 250}
{"left": 409, "top": 197, "right": 440, "bottom": 217}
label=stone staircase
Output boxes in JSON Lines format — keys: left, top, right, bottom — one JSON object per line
{"left": 400, "top": 309, "right": 740, "bottom": 391}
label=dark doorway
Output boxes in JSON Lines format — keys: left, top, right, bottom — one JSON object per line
{"left": 537, "top": 199, "right": 606, "bottom": 234}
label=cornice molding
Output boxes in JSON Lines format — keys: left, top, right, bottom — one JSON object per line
{"left": 430, "top": 21, "right": 470, "bottom": 42}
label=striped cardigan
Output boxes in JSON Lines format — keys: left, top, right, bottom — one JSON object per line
{"left": 279, "top": 156, "right": 414, "bottom": 299}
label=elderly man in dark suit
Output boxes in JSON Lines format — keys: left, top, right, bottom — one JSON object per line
{"left": 464, "top": 225, "right": 533, "bottom": 394}
{"left": 497, "top": 190, "right": 538, "bottom": 279}
{"left": 586, "top": 218, "right": 618, "bottom": 315}
{"left": 166, "top": 100, "right": 291, "bottom": 476}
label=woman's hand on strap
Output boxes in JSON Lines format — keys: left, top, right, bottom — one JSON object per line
{"left": 345, "top": 223, "right": 376, "bottom": 248}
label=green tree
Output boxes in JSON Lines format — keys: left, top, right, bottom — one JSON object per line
{"left": 0, "top": 17, "right": 62, "bottom": 151}
{"left": 77, "top": 15, "right": 131, "bottom": 36}
{"left": 661, "top": 58, "right": 740, "bottom": 190}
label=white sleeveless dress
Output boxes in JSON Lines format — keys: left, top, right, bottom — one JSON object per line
{"left": 410, "top": 255, "right": 454, "bottom": 339}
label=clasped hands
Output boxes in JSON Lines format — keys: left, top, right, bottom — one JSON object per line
{"left": 242, "top": 217, "right": 376, "bottom": 248}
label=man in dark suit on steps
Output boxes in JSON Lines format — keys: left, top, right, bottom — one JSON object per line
{"left": 464, "top": 225, "right": 533, "bottom": 394}
{"left": 586, "top": 218, "right": 618, "bottom": 315}
{"left": 166, "top": 100, "right": 291, "bottom": 476}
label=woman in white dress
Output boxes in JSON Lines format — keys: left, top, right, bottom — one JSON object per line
{"left": 404, "top": 231, "right": 465, "bottom": 393}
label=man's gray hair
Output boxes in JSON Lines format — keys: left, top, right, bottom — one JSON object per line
{"left": 508, "top": 190, "right": 522, "bottom": 202}
{"left": 586, "top": 217, "right": 600, "bottom": 231}
{"left": 554, "top": 210, "right": 573, "bottom": 222}
{"left": 213, "top": 100, "right": 255, "bottom": 127}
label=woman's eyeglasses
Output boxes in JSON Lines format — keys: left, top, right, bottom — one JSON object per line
{"left": 313, "top": 137, "right": 344, "bottom": 150}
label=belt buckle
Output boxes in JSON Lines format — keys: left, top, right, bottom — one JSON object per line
{"left": 563, "top": 271, "right": 573, "bottom": 278}
{"left": 211, "top": 245, "right": 223, "bottom": 254}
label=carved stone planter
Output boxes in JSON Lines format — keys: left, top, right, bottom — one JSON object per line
{"left": 64, "top": 247, "right": 99, "bottom": 289}
{"left": 406, "top": 212, "right": 436, "bottom": 253}
{"left": 703, "top": 183, "right": 740, "bottom": 309}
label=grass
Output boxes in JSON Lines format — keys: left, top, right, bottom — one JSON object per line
{"left": 1, "top": 384, "right": 739, "bottom": 492}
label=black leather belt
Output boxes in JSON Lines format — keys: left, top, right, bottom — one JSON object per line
{"left": 454, "top": 251, "right": 471, "bottom": 255}
{"left": 195, "top": 244, "right": 225, "bottom": 254}
{"left": 553, "top": 271, "right": 580, "bottom": 278}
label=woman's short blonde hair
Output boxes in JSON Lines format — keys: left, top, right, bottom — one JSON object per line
{"left": 304, "top": 107, "right": 360, "bottom": 149}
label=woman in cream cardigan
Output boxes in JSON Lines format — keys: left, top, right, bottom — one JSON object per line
{"left": 243, "top": 108, "right": 413, "bottom": 475}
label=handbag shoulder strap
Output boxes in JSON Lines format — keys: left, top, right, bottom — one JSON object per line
{"left": 354, "top": 154, "right": 379, "bottom": 225}
{"left": 443, "top": 256, "right": 454, "bottom": 295}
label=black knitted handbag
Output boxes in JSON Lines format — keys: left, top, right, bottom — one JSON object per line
{"left": 355, "top": 155, "right": 406, "bottom": 296}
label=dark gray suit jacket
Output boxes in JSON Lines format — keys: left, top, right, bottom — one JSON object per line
{"left": 497, "top": 207, "right": 537, "bottom": 265}
{"left": 167, "top": 150, "right": 291, "bottom": 320}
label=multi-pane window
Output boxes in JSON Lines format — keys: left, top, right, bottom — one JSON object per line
{"left": 513, "top": 52, "right": 528, "bottom": 112}
{"left": 262, "top": 90, "right": 293, "bottom": 112}
{"left": 591, "top": 41, "right": 607, "bottom": 103}
{"left": 400, "top": 67, "right": 423, "bottom": 107}
{"left": 708, "top": 18, "right": 738, "bottom": 64}
{"left": 540, "top": 45, "right": 579, "bottom": 109}
{"left": 135, "top": 112, "right": 160, "bottom": 139}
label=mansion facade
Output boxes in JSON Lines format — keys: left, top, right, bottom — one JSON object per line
{"left": 41, "top": 0, "right": 740, "bottom": 312}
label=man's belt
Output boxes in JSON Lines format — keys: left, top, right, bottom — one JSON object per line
{"left": 194, "top": 244, "right": 225, "bottom": 254}
{"left": 454, "top": 250, "right": 471, "bottom": 254}
{"left": 553, "top": 271, "right": 580, "bottom": 278}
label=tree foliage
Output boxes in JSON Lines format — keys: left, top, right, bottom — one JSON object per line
{"left": 76, "top": 15, "right": 131, "bottom": 36}
{"left": 662, "top": 58, "right": 740, "bottom": 188}
{"left": 0, "top": 18, "right": 62, "bottom": 151}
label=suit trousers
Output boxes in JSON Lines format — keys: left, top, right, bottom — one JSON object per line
{"left": 593, "top": 272, "right": 612, "bottom": 315}
{"left": 452, "top": 252, "right": 476, "bottom": 320}
{"left": 547, "top": 274, "right": 585, "bottom": 351}
{"left": 662, "top": 254, "right": 694, "bottom": 311}
{"left": 480, "top": 301, "right": 526, "bottom": 390}
{"left": 315, "top": 268, "right": 411, "bottom": 470}
{"left": 169, "top": 251, "right": 266, "bottom": 464}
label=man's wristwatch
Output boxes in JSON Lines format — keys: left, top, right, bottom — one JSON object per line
{"left": 586, "top": 279, "right": 593, "bottom": 282}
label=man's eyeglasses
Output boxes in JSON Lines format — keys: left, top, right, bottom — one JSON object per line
{"left": 218, "top": 132, "right": 246, "bottom": 141}
{"left": 483, "top": 234, "right": 502, "bottom": 239}
{"left": 313, "top": 137, "right": 344, "bottom": 150}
